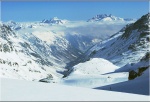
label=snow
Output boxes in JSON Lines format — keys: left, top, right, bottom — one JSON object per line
{"left": 0, "top": 78, "right": 149, "bottom": 101}
{"left": 32, "top": 31, "right": 56, "bottom": 44}
{"left": 59, "top": 13, "right": 150, "bottom": 91}
{"left": 41, "top": 17, "right": 68, "bottom": 25}
{"left": 1, "top": 14, "right": 149, "bottom": 100}
{"left": 61, "top": 72, "right": 128, "bottom": 88}
{"left": 85, "top": 19, "right": 150, "bottom": 68}
{"left": 95, "top": 68, "right": 150, "bottom": 95}
{"left": 115, "top": 60, "right": 149, "bottom": 73}
{"left": 0, "top": 24, "right": 66, "bottom": 81}
{"left": 72, "top": 58, "right": 119, "bottom": 75}
{"left": 0, "top": 37, "right": 62, "bottom": 80}
{"left": 59, "top": 58, "right": 128, "bottom": 88}
{"left": 87, "top": 14, "right": 135, "bottom": 22}
{"left": 4, "top": 18, "right": 134, "bottom": 54}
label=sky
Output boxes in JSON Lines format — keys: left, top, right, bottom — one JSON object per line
{"left": 1, "top": 1, "right": 149, "bottom": 22}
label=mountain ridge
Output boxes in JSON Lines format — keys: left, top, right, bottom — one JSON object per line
{"left": 41, "top": 17, "right": 68, "bottom": 24}
{"left": 87, "top": 14, "right": 136, "bottom": 22}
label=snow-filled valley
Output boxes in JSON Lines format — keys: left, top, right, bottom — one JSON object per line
{"left": 0, "top": 14, "right": 150, "bottom": 101}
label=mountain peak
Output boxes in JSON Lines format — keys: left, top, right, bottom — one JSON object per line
{"left": 87, "top": 14, "right": 135, "bottom": 22}
{"left": 95, "top": 14, "right": 112, "bottom": 18}
{"left": 51, "top": 17, "right": 59, "bottom": 20}
{"left": 41, "top": 17, "right": 67, "bottom": 24}
{"left": 6, "top": 20, "right": 17, "bottom": 26}
{"left": 85, "top": 13, "right": 149, "bottom": 67}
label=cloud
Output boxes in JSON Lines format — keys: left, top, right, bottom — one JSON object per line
{"left": 65, "top": 22, "right": 129, "bottom": 40}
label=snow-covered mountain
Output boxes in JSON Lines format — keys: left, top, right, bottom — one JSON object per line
{"left": 5, "top": 15, "right": 133, "bottom": 53}
{"left": 1, "top": 13, "right": 149, "bottom": 96}
{"left": 62, "top": 13, "right": 150, "bottom": 93}
{"left": 85, "top": 13, "right": 150, "bottom": 67}
{"left": 65, "top": 34, "right": 97, "bottom": 52}
{"left": 87, "top": 14, "right": 136, "bottom": 22}
{"left": 41, "top": 17, "right": 68, "bottom": 25}
{"left": 5, "top": 21, "right": 22, "bottom": 30}
{"left": 0, "top": 23, "right": 82, "bottom": 81}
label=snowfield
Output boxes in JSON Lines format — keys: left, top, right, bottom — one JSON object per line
{"left": 72, "top": 58, "right": 119, "bottom": 75}
{"left": 61, "top": 72, "right": 128, "bottom": 88}
{"left": 95, "top": 68, "right": 150, "bottom": 95}
{"left": 0, "top": 13, "right": 150, "bottom": 101}
{"left": 0, "top": 78, "right": 149, "bottom": 101}
{"left": 60, "top": 58, "right": 128, "bottom": 88}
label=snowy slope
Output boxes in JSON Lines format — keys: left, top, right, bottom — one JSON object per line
{"left": 5, "top": 16, "right": 133, "bottom": 53}
{"left": 62, "top": 13, "right": 150, "bottom": 91}
{"left": 0, "top": 23, "right": 85, "bottom": 81}
{"left": 72, "top": 58, "right": 118, "bottom": 75}
{"left": 60, "top": 58, "right": 128, "bottom": 88}
{"left": 0, "top": 14, "right": 149, "bottom": 97}
{"left": 61, "top": 71, "right": 128, "bottom": 88}
{"left": 95, "top": 68, "right": 150, "bottom": 95}
{"left": 0, "top": 15, "right": 134, "bottom": 81}
{"left": 15, "top": 24, "right": 82, "bottom": 65}
{"left": 115, "top": 52, "right": 150, "bottom": 73}
{"left": 5, "top": 21, "right": 96, "bottom": 53}
{"left": 65, "top": 34, "right": 96, "bottom": 52}
{"left": 1, "top": 78, "right": 149, "bottom": 101}
{"left": 94, "top": 50, "right": 150, "bottom": 95}
{"left": 85, "top": 13, "right": 150, "bottom": 67}
{"left": 0, "top": 23, "right": 65, "bottom": 81}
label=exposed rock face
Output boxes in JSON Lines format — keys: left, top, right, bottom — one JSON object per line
{"left": 128, "top": 67, "right": 149, "bottom": 80}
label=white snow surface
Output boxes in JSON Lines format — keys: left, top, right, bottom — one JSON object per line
{"left": 72, "top": 58, "right": 119, "bottom": 75}
{"left": 0, "top": 24, "right": 67, "bottom": 81}
{"left": 85, "top": 22, "right": 150, "bottom": 68}
{"left": 0, "top": 78, "right": 149, "bottom": 101}
{"left": 1, "top": 14, "right": 149, "bottom": 99}
{"left": 61, "top": 72, "right": 128, "bottom": 88}
{"left": 59, "top": 58, "right": 128, "bottom": 88}
{"left": 95, "top": 68, "right": 150, "bottom": 95}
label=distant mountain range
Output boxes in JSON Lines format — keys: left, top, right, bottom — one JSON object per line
{"left": 87, "top": 14, "right": 136, "bottom": 22}
{"left": 0, "top": 13, "right": 149, "bottom": 95}
{"left": 40, "top": 14, "right": 136, "bottom": 24}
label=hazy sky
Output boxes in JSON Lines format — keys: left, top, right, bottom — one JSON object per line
{"left": 1, "top": 1, "right": 149, "bottom": 22}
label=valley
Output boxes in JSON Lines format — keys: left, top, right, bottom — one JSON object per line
{"left": 0, "top": 13, "right": 149, "bottom": 97}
